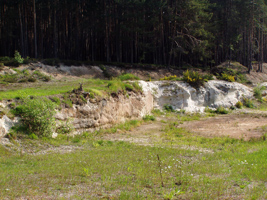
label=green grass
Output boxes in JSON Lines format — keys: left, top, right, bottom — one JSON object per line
{"left": 118, "top": 73, "right": 140, "bottom": 81}
{"left": 0, "top": 78, "right": 142, "bottom": 100}
{"left": 1, "top": 128, "right": 267, "bottom": 199}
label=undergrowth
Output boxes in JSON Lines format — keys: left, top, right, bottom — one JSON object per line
{"left": 182, "top": 70, "right": 213, "bottom": 88}
{"left": 0, "top": 69, "right": 51, "bottom": 84}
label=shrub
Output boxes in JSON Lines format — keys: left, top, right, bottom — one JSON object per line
{"left": 28, "top": 77, "right": 37, "bottom": 82}
{"left": 215, "top": 106, "right": 229, "bottom": 114}
{"left": 14, "top": 97, "right": 56, "bottom": 137}
{"left": 160, "top": 75, "right": 181, "bottom": 81}
{"left": 220, "top": 73, "right": 235, "bottom": 82}
{"left": 143, "top": 115, "right": 156, "bottom": 122}
{"left": 205, "top": 106, "right": 229, "bottom": 114}
{"left": 243, "top": 98, "right": 254, "bottom": 108}
{"left": 14, "top": 50, "right": 24, "bottom": 64}
{"left": 253, "top": 85, "right": 266, "bottom": 101}
{"left": 235, "top": 101, "right": 243, "bottom": 109}
{"left": 164, "top": 104, "right": 175, "bottom": 112}
{"left": 182, "top": 70, "right": 212, "bottom": 88}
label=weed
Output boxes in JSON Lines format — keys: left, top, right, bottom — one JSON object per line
{"left": 56, "top": 120, "right": 74, "bottom": 134}
{"left": 235, "top": 101, "right": 243, "bottom": 109}
{"left": 164, "top": 105, "right": 175, "bottom": 112}
{"left": 28, "top": 77, "right": 37, "bottom": 82}
{"left": 205, "top": 106, "right": 229, "bottom": 114}
{"left": 143, "top": 115, "right": 156, "bottom": 122}
{"left": 160, "top": 75, "right": 181, "bottom": 81}
{"left": 50, "top": 96, "right": 61, "bottom": 105}
{"left": 220, "top": 73, "right": 235, "bottom": 82}
{"left": 152, "top": 109, "right": 164, "bottom": 115}
{"left": 216, "top": 106, "right": 229, "bottom": 114}
{"left": 132, "top": 81, "right": 143, "bottom": 93}
{"left": 157, "top": 154, "right": 164, "bottom": 187}
{"left": 243, "top": 98, "right": 254, "bottom": 108}
{"left": 182, "top": 70, "right": 212, "bottom": 88}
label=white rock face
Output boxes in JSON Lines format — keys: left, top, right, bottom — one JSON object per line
{"left": 139, "top": 80, "right": 253, "bottom": 112}
{"left": 0, "top": 116, "right": 20, "bottom": 138}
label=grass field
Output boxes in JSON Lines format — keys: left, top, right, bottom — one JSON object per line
{"left": 0, "top": 78, "right": 141, "bottom": 100}
{"left": 1, "top": 113, "right": 267, "bottom": 200}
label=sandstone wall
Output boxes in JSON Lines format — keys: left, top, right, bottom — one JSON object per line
{"left": 54, "top": 91, "right": 153, "bottom": 133}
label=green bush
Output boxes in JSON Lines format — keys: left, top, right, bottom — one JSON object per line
{"left": 220, "top": 73, "right": 235, "bottom": 82}
{"left": 215, "top": 106, "right": 229, "bottom": 114}
{"left": 235, "top": 101, "right": 243, "bottom": 109}
{"left": 253, "top": 85, "right": 266, "bottom": 101}
{"left": 14, "top": 97, "right": 56, "bottom": 137}
{"left": 143, "top": 115, "right": 156, "bottom": 122}
{"left": 164, "top": 104, "right": 175, "bottom": 112}
{"left": 160, "top": 75, "right": 181, "bottom": 81}
{"left": 28, "top": 77, "right": 37, "bottom": 82}
{"left": 243, "top": 98, "right": 254, "bottom": 108}
{"left": 14, "top": 51, "right": 24, "bottom": 64}
{"left": 205, "top": 106, "right": 229, "bottom": 114}
{"left": 182, "top": 70, "right": 212, "bottom": 88}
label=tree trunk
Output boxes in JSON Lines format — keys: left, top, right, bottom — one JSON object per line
{"left": 33, "top": 0, "right": 38, "bottom": 58}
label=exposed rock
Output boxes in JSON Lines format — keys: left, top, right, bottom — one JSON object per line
{"left": 139, "top": 80, "right": 253, "bottom": 112}
{"left": 0, "top": 115, "right": 20, "bottom": 138}
{"left": 0, "top": 80, "right": 254, "bottom": 137}
{"left": 55, "top": 91, "right": 152, "bottom": 133}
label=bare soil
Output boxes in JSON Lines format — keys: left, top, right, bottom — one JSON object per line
{"left": 103, "top": 111, "right": 267, "bottom": 144}
{"left": 179, "top": 112, "right": 267, "bottom": 141}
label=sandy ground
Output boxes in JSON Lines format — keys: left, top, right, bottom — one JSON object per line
{"left": 102, "top": 111, "right": 267, "bottom": 144}
{"left": 179, "top": 113, "right": 267, "bottom": 140}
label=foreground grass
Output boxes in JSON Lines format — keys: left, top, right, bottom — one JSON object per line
{"left": 1, "top": 124, "right": 267, "bottom": 199}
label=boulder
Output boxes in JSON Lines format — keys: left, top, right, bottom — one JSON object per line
{"left": 0, "top": 115, "right": 20, "bottom": 139}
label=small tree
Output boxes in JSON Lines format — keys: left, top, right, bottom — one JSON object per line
{"left": 14, "top": 50, "right": 24, "bottom": 64}
{"left": 15, "top": 97, "right": 56, "bottom": 137}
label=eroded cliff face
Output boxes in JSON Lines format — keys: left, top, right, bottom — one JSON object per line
{"left": 139, "top": 80, "right": 253, "bottom": 112}
{"left": 55, "top": 91, "right": 153, "bottom": 133}
{"left": 0, "top": 80, "right": 253, "bottom": 137}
